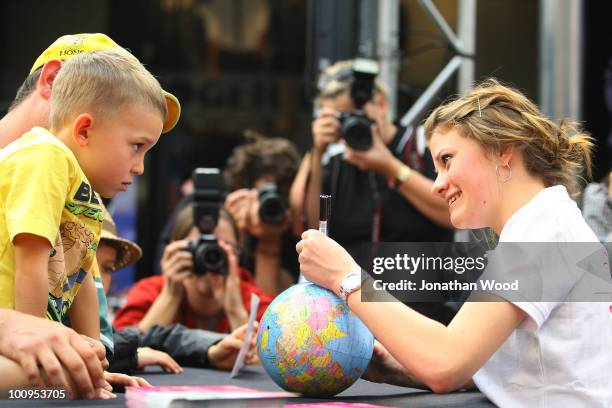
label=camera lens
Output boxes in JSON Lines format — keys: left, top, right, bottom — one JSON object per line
{"left": 342, "top": 113, "right": 373, "bottom": 151}
{"left": 203, "top": 246, "right": 224, "bottom": 269}
{"left": 192, "top": 238, "right": 227, "bottom": 275}
{"left": 258, "top": 183, "right": 286, "bottom": 225}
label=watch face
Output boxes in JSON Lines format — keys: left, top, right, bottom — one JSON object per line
{"left": 344, "top": 273, "right": 361, "bottom": 290}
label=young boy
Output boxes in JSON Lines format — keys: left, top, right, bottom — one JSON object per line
{"left": 0, "top": 48, "right": 175, "bottom": 369}
{"left": 0, "top": 33, "right": 180, "bottom": 362}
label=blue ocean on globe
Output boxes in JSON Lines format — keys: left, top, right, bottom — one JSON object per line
{"left": 257, "top": 282, "right": 374, "bottom": 397}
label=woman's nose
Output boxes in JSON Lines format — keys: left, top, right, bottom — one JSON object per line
{"left": 431, "top": 173, "right": 449, "bottom": 197}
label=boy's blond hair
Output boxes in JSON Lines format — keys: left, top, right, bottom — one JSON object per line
{"left": 49, "top": 48, "right": 167, "bottom": 130}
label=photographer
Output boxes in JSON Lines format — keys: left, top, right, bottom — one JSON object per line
{"left": 294, "top": 59, "right": 455, "bottom": 323}
{"left": 113, "top": 203, "right": 271, "bottom": 333}
{"left": 96, "top": 209, "right": 259, "bottom": 375}
{"left": 223, "top": 133, "right": 301, "bottom": 295}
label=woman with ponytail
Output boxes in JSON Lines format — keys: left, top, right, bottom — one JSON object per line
{"left": 297, "top": 79, "right": 612, "bottom": 407}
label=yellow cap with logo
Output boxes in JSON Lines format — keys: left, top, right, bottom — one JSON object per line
{"left": 30, "top": 33, "right": 180, "bottom": 133}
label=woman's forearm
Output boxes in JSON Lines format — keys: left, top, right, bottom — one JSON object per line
{"left": 305, "top": 150, "right": 324, "bottom": 229}
{"left": 383, "top": 158, "right": 452, "bottom": 228}
{"left": 225, "top": 306, "right": 248, "bottom": 332}
{"left": 347, "top": 292, "right": 523, "bottom": 393}
{"left": 137, "top": 291, "right": 181, "bottom": 333}
{"left": 254, "top": 240, "right": 281, "bottom": 295}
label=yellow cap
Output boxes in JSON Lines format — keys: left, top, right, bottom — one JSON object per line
{"left": 30, "top": 33, "right": 180, "bottom": 133}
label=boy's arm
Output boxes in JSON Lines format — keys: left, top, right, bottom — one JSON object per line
{"left": 13, "top": 233, "right": 52, "bottom": 317}
{"left": 68, "top": 270, "right": 100, "bottom": 340}
{"left": 6, "top": 142, "right": 73, "bottom": 317}
{"left": 91, "top": 262, "right": 115, "bottom": 357}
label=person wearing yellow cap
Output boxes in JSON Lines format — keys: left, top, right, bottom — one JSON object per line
{"left": 0, "top": 33, "right": 180, "bottom": 148}
{"left": 0, "top": 34, "right": 181, "bottom": 396}
{"left": 0, "top": 39, "right": 179, "bottom": 398}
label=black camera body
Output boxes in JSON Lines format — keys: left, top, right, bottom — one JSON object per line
{"left": 338, "top": 110, "right": 374, "bottom": 151}
{"left": 186, "top": 235, "right": 226, "bottom": 276}
{"left": 338, "top": 59, "right": 379, "bottom": 151}
{"left": 258, "top": 182, "right": 287, "bottom": 225}
{"left": 189, "top": 168, "right": 227, "bottom": 275}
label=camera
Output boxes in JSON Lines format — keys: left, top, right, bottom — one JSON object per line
{"left": 189, "top": 168, "right": 227, "bottom": 275}
{"left": 338, "top": 111, "right": 374, "bottom": 151}
{"left": 258, "top": 182, "right": 287, "bottom": 225}
{"left": 338, "top": 59, "right": 379, "bottom": 151}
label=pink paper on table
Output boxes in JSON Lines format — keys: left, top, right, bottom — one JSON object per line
{"left": 126, "top": 385, "right": 296, "bottom": 408}
{"left": 285, "top": 403, "right": 394, "bottom": 408}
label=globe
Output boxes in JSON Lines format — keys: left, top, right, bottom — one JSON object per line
{"left": 257, "top": 282, "right": 374, "bottom": 397}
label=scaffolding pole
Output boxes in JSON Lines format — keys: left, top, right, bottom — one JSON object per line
{"left": 400, "top": 0, "right": 476, "bottom": 128}
{"left": 457, "top": 0, "right": 477, "bottom": 93}
{"left": 377, "top": 0, "right": 400, "bottom": 118}
{"left": 539, "top": 0, "right": 583, "bottom": 120}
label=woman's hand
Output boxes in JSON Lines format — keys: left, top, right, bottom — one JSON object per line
{"left": 137, "top": 347, "right": 182, "bottom": 374}
{"left": 210, "top": 240, "right": 248, "bottom": 331}
{"left": 137, "top": 240, "right": 194, "bottom": 334}
{"left": 160, "top": 240, "right": 194, "bottom": 298}
{"left": 312, "top": 107, "right": 342, "bottom": 155}
{"left": 224, "top": 189, "right": 253, "bottom": 240}
{"left": 208, "top": 322, "right": 259, "bottom": 370}
{"left": 296, "top": 229, "right": 360, "bottom": 295}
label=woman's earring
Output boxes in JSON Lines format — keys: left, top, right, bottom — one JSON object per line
{"left": 495, "top": 163, "right": 512, "bottom": 182}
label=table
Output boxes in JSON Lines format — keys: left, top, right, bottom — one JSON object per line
{"left": 1, "top": 366, "right": 494, "bottom": 407}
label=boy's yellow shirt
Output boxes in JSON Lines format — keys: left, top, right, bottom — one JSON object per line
{"left": 0, "top": 127, "right": 103, "bottom": 322}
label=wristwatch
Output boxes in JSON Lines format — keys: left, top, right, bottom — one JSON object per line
{"left": 393, "top": 165, "right": 412, "bottom": 188}
{"left": 339, "top": 269, "right": 362, "bottom": 302}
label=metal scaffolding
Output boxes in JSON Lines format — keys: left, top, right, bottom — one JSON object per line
{"left": 539, "top": 0, "right": 583, "bottom": 121}
{"left": 399, "top": 0, "right": 477, "bottom": 128}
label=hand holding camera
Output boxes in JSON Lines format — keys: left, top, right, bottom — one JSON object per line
{"left": 312, "top": 107, "right": 342, "bottom": 155}
{"left": 225, "top": 186, "right": 290, "bottom": 243}
{"left": 160, "top": 240, "right": 194, "bottom": 298}
{"left": 314, "top": 58, "right": 380, "bottom": 153}
{"left": 186, "top": 235, "right": 227, "bottom": 276}
{"left": 208, "top": 240, "right": 247, "bottom": 330}
{"left": 335, "top": 94, "right": 399, "bottom": 178}
{"left": 224, "top": 189, "right": 253, "bottom": 235}
{"left": 343, "top": 119, "right": 397, "bottom": 176}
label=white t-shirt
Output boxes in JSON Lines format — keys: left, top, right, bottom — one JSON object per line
{"left": 473, "top": 186, "right": 612, "bottom": 408}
